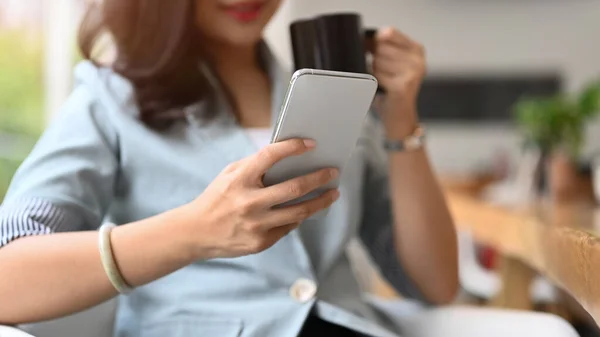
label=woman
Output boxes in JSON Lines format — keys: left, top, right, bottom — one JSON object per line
{"left": 0, "top": 0, "right": 458, "bottom": 336}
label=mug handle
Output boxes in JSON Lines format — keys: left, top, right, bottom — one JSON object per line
{"left": 364, "top": 28, "right": 385, "bottom": 94}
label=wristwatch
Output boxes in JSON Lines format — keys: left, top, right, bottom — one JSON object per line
{"left": 383, "top": 126, "right": 426, "bottom": 152}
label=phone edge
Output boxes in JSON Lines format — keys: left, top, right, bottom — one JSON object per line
{"left": 271, "top": 69, "right": 378, "bottom": 143}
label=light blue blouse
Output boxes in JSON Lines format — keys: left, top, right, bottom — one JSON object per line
{"left": 0, "top": 45, "right": 427, "bottom": 337}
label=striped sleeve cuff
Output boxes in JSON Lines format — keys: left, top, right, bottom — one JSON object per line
{"left": 0, "top": 198, "right": 79, "bottom": 247}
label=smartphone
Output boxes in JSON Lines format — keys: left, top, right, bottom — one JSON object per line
{"left": 263, "top": 69, "right": 378, "bottom": 206}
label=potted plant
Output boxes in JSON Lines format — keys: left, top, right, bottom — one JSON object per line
{"left": 514, "top": 79, "right": 600, "bottom": 202}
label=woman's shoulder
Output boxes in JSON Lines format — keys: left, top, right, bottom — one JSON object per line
{"left": 41, "top": 61, "right": 141, "bottom": 155}
{"left": 70, "top": 60, "right": 138, "bottom": 120}
{"left": 49, "top": 61, "right": 144, "bottom": 142}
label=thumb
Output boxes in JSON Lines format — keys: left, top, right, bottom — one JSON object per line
{"left": 376, "top": 27, "right": 396, "bottom": 42}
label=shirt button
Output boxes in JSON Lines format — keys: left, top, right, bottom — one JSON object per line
{"left": 290, "top": 278, "right": 317, "bottom": 303}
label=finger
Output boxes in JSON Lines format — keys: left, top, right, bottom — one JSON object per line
{"left": 373, "top": 57, "right": 425, "bottom": 77}
{"left": 377, "top": 27, "right": 412, "bottom": 48}
{"left": 377, "top": 27, "right": 424, "bottom": 54}
{"left": 267, "top": 222, "right": 300, "bottom": 240}
{"left": 247, "top": 222, "right": 300, "bottom": 254}
{"left": 263, "top": 189, "right": 340, "bottom": 228}
{"left": 373, "top": 61, "right": 396, "bottom": 78}
{"left": 256, "top": 167, "right": 339, "bottom": 206}
{"left": 374, "top": 55, "right": 424, "bottom": 70}
{"left": 246, "top": 138, "right": 316, "bottom": 177}
{"left": 252, "top": 222, "right": 300, "bottom": 252}
{"left": 375, "top": 44, "right": 419, "bottom": 61}
{"left": 222, "top": 161, "right": 242, "bottom": 173}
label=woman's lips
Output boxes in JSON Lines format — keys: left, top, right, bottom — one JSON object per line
{"left": 222, "top": 2, "right": 264, "bottom": 23}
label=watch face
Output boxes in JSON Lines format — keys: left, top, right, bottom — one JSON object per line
{"left": 404, "top": 137, "right": 419, "bottom": 151}
{"left": 405, "top": 136, "right": 423, "bottom": 150}
{"left": 384, "top": 126, "right": 425, "bottom": 152}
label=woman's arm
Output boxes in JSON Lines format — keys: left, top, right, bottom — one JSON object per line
{"left": 0, "top": 208, "right": 195, "bottom": 325}
{"left": 359, "top": 116, "right": 457, "bottom": 305}
{"left": 386, "top": 146, "right": 458, "bottom": 304}
{"left": 371, "top": 27, "right": 458, "bottom": 304}
{"left": 0, "top": 86, "right": 123, "bottom": 324}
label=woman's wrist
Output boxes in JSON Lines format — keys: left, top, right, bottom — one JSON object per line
{"left": 384, "top": 113, "right": 419, "bottom": 139}
{"left": 163, "top": 205, "right": 208, "bottom": 263}
{"left": 381, "top": 95, "right": 420, "bottom": 139}
{"left": 105, "top": 208, "right": 203, "bottom": 288}
{"left": 170, "top": 203, "right": 231, "bottom": 262}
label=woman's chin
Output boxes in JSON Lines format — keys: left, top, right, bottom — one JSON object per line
{"left": 219, "top": 32, "right": 265, "bottom": 48}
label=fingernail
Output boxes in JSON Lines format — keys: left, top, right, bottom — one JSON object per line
{"left": 330, "top": 169, "right": 339, "bottom": 179}
{"left": 303, "top": 139, "right": 317, "bottom": 148}
{"left": 377, "top": 27, "right": 394, "bottom": 39}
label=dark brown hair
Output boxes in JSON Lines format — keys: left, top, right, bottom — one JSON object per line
{"left": 78, "top": 0, "right": 212, "bottom": 129}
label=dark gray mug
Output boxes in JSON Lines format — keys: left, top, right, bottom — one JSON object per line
{"left": 290, "top": 12, "right": 380, "bottom": 92}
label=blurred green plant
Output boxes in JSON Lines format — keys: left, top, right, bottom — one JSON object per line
{"left": 0, "top": 30, "right": 44, "bottom": 135}
{"left": 514, "top": 79, "right": 600, "bottom": 159}
{"left": 0, "top": 29, "right": 45, "bottom": 200}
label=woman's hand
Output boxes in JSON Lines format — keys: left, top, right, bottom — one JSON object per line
{"left": 182, "top": 139, "right": 339, "bottom": 259}
{"left": 372, "top": 27, "right": 427, "bottom": 137}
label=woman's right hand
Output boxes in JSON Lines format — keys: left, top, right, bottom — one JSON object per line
{"left": 181, "top": 139, "right": 339, "bottom": 259}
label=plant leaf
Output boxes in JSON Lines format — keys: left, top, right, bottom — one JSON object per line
{"left": 578, "top": 80, "right": 600, "bottom": 118}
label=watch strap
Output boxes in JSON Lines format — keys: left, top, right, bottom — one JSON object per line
{"left": 383, "top": 126, "right": 426, "bottom": 152}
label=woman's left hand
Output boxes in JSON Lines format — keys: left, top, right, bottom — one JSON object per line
{"left": 372, "top": 27, "right": 427, "bottom": 137}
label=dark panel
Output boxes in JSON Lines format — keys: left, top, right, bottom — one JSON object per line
{"left": 417, "top": 74, "right": 562, "bottom": 122}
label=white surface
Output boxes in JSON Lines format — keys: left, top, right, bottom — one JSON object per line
{"left": 400, "top": 307, "right": 579, "bottom": 337}
{"left": 367, "top": 297, "right": 579, "bottom": 337}
{"left": 0, "top": 326, "right": 34, "bottom": 337}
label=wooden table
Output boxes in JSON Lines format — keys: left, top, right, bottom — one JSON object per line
{"left": 447, "top": 189, "right": 600, "bottom": 324}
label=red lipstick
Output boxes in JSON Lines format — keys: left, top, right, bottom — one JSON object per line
{"left": 222, "top": 2, "right": 264, "bottom": 23}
